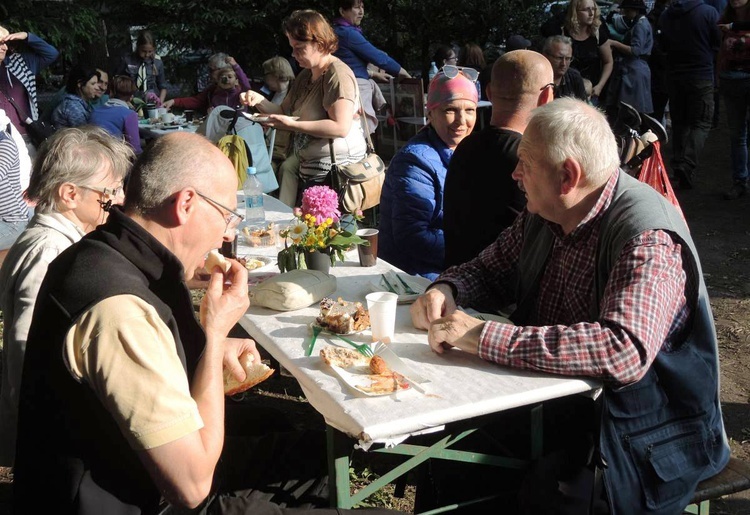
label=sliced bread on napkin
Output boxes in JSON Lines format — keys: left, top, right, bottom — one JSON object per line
{"left": 250, "top": 269, "right": 336, "bottom": 311}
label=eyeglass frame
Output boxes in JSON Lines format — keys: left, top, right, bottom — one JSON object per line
{"left": 78, "top": 184, "right": 125, "bottom": 212}
{"left": 440, "top": 65, "right": 479, "bottom": 83}
{"left": 540, "top": 82, "right": 556, "bottom": 92}
{"left": 195, "top": 191, "right": 245, "bottom": 233}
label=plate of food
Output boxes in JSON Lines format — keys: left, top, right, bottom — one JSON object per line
{"left": 319, "top": 344, "right": 428, "bottom": 396}
{"left": 237, "top": 254, "right": 274, "bottom": 272}
{"left": 369, "top": 271, "right": 429, "bottom": 304}
{"left": 241, "top": 223, "right": 276, "bottom": 247}
{"left": 314, "top": 297, "right": 370, "bottom": 335}
{"left": 240, "top": 112, "right": 300, "bottom": 123}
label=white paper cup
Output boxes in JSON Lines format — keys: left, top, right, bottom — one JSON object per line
{"left": 157, "top": 107, "right": 167, "bottom": 117}
{"left": 366, "top": 291, "right": 398, "bottom": 343}
{"left": 161, "top": 112, "right": 175, "bottom": 124}
{"left": 147, "top": 108, "right": 159, "bottom": 120}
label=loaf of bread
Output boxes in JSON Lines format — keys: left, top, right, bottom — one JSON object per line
{"left": 223, "top": 352, "right": 274, "bottom": 396}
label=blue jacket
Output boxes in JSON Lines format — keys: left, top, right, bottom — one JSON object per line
{"left": 51, "top": 94, "right": 92, "bottom": 129}
{"left": 333, "top": 19, "right": 402, "bottom": 80}
{"left": 659, "top": 0, "right": 721, "bottom": 80}
{"left": 379, "top": 127, "right": 453, "bottom": 280}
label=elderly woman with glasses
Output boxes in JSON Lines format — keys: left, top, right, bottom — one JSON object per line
{"left": 0, "top": 127, "right": 133, "bottom": 467}
{"left": 541, "top": 0, "right": 614, "bottom": 103}
{"left": 378, "top": 66, "right": 478, "bottom": 280}
{"left": 241, "top": 9, "right": 368, "bottom": 208}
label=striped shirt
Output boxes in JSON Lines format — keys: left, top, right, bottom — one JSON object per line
{"left": 440, "top": 170, "right": 692, "bottom": 386}
{"left": 0, "top": 130, "right": 27, "bottom": 222}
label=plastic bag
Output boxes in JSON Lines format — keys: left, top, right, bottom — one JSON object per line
{"left": 636, "top": 142, "right": 686, "bottom": 221}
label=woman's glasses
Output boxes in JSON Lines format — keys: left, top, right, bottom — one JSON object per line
{"left": 79, "top": 185, "right": 125, "bottom": 212}
{"left": 441, "top": 65, "right": 479, "bottom": 83}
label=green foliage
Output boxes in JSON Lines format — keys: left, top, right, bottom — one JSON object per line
{"left": 4, "top": 0, "right": 551, "bottom": 92}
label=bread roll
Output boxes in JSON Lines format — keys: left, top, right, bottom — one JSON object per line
{"left": 319, "top": 347, "right": 370, "bottom": 368}
{"left": 223, "top": 352, "right": 274, "bottom": 396}
{"left": 205, "top": 249, "right": 231, "bottom": 274}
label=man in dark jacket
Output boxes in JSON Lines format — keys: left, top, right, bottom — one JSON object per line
{"left": 659, "top": 0, "right": 721, "bottom": 189}
{"left": 443, "top": 50, "right": 554, "bottom": 267}
{"left": 13, "top": 132, "right": 401, "bottom": 515}
{"left": 413, "top": 98, "right": 730, "bottom": 514}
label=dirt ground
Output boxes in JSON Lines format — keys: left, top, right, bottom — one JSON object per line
{"left": 0, "top": 116, "right": 748, "bottom": 514}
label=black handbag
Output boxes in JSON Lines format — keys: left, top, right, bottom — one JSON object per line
{"left": 2, "top": 90, "right": 56, "bottom": 147}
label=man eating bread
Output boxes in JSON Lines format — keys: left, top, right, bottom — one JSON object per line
{"left": 13, "top": 131, "right": 401, "bottom": 515}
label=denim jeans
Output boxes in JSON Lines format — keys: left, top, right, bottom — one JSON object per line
{"left": 0, "top": 219, "right": 28, "bottom": 250}
{"left": 721, "top": 76, "right": 750, "bottom": 185}
{"left": 666, "top": 78, "right": 714, "bottom": 181}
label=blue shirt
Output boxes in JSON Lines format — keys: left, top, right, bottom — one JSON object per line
{"left": 332, "top": 18, "right": 402, "bottom": 79}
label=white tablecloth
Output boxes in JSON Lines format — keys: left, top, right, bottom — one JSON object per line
{"left": 237, "top": 197, "right": 599, "bottom": 448}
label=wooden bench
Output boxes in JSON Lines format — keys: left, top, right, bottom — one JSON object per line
{"left": 684, "top": 458, "right": 750, "bottom": 514}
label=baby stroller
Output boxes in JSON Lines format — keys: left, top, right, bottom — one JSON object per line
{"left": 611, "top": 101, "right": 683, "bottom": 218}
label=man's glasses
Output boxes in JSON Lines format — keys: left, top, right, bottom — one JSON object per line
{"left": 80, "top": 185, "right": 125, "bottom": 212}
{"left": 441, "top": 65, "right": 479, "bottom": 83}
{"left": 196, "top": 191, "right": 244, "bottom": 233}
{"left": 540, "top": 82, "right": 556, "bottom": 92}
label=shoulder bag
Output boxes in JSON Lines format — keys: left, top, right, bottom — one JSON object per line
{"left": 329, "top": 97, "right": 385, "bottom": 213}
{"left": 1, "top": 90, "right": 56, "bottom": 147}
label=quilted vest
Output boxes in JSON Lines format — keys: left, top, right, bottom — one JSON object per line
{"left": 513, "top": 172, "right": 730, "bottom": 514}
{"left": 13, "top": 208, "right": 206, "bottom": 514}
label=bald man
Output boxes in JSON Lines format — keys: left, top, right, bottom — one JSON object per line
{"left": 443, "top": 50, "right": 554, "bottom": 267}
{"left": 14, "top": 133, "right": 400, "bottom": 515}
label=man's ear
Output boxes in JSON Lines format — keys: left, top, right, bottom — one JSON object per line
{"left": 538, "top": 85, "right": 554, "bottom": 107}
{"left": 172, "top": 188, "right": 198, "bottom": 227}
{"left": 560, "top": 157, "right": 583, "bottom": 195}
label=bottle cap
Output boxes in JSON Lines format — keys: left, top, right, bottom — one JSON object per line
{"left": 247, "top": 166, "right": 257, "bottom": 175}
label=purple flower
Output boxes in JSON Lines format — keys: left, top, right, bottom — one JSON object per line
{"left": 301, "top": 186, "right": 340, "bottom": 225}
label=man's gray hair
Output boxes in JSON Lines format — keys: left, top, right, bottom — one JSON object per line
{"left": 527, "top": 97, "right": 620, "bottom": 184}
{"left": 542, "top": 35, "right": 573, "bottom": 55}
{"left": 26, "top": 126, "right": 134, "bottom": 213}
{"left": 124, "top": 133, "right": 221, "bottom": 215}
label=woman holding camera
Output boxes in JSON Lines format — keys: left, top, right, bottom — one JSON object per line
{"left": 163, "top": 54, "right": 251, "bottom": 115}
{"left": 241, "top": 9, "right": 367, "bottom": 208}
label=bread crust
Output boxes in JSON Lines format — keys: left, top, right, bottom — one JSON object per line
{"left": 223, "top": 352, "right": 274, "bottom": 395}
{"left": 319, "top": 347, "right": 370, "bottom": 368}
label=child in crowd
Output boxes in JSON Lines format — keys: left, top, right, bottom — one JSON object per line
{"left": 163, "top": 55, "right": 250, "bottom": 114}
{"left": 116, "top": 30, "right": 168, "bottom": 104}
{"left": 261, "top": 56, "right": 296, "bottom": 172}
{"left": 90, "top": 75, "right": 142, "bottom": 154}
{"left": 262, "top": 56, "right": 295, "bottom": 105}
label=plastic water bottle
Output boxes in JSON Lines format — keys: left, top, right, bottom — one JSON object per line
{"left": 428, "top": 62, "right": 439, "bottom": 82}
{"left": 243, "top": 167, "right": 265, "bottom": 224}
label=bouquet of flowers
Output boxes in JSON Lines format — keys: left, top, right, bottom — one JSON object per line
{"left": 277, "top": 186, "right": 367, "bottom": 272}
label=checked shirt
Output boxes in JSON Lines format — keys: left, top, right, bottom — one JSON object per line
{"left": 440, "top": 170, "right": 694, "bottom": 386}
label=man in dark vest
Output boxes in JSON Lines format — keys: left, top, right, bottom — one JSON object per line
{"left": 411, "top": 98, "right": 730, "bottom": 514}
{"left": 14, "top": 132, "right": 401, "bottom": 515}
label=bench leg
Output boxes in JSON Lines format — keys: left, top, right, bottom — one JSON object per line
{"left": 684, "top": 500, "right": 710, "bottom": 515}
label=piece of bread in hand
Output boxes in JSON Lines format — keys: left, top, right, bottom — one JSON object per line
{"left": 320, "top": 346, "right": 370, "bottom": 368}
{"left": 223, "top": 352, "right": 274, "bottom": 396}
{"left": 205, "top": 249, "right": 231, "bottom": 274}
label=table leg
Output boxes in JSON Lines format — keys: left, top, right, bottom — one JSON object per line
{"left": 326, "top": 425, "right": 354, "bottom": 508}
{"left": 530, "top": 403, "right": 543, "bottom": 459}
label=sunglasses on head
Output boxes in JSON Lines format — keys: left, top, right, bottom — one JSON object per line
{"left": 441, "top": 65, "right": 479, "bottom": 83}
